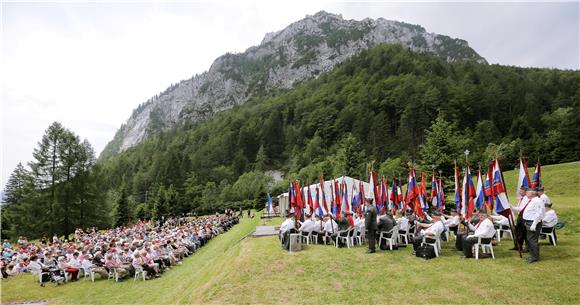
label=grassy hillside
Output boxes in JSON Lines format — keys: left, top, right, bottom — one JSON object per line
{"left": 2, "top": 162, "right": 578, "bottom": 304}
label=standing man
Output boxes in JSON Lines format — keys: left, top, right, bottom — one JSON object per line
{"left": 512, "top": 186, "right": 530, "bottom": 251}
{"left": 521, "top": 187, "right": 544, "bottom": 263}
{"left": 364, "top": 198, "right": 378, "bottom": 253}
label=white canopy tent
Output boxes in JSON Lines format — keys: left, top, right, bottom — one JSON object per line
{"left": 277, "top": 176, "right": 373, "bottom": 216}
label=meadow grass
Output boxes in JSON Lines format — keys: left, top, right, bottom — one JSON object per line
{"left": 1, "top": 162, "right": 578, "bottom": 304}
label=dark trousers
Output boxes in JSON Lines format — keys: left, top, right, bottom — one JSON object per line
{"left": 455, "top": 232, "right": 466, "bottom": 251}
{"left": 515, "top": 216, "right": 526, "bottom": 249}
{"left": 525, "top": 221, "right": 541, "bottom": 261}
{"left": 367, "top": 229, "right": 376, "bottom": 251}
{"left": 413, "top": 235, "right": 437, "bottom": 251}
{"left": 463, "top": 236, "right": 477, "bottom": 257}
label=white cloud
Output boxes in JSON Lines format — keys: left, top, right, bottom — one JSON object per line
{"left": 1, "top": 1, "right": 578, "bottom": 186}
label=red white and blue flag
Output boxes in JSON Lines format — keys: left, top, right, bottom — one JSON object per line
{"left": 492, "top": 159, "right": 512, "bottom": 217}
{"left": 474, "top": 169, "right": 485, "bottom": 210}
{"left": 531, "top": 161, "right": 542, "bottom": 188}
{"left": 516, "top": 157, "right": 531, "bottom": 201}
{"left": 454, "top": 164, "right": 463, "bottom": 216}
{"left": 461, "top": 166, "right": 476, "bottom": 219}
{"left": 437, "top": 175, "right": 445, "bottom": 211}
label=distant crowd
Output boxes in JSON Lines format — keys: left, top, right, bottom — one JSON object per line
{"left": 1, "top": 210, "right": 239, "bottom": 285}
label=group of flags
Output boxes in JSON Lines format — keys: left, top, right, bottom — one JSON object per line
{"left": 282, "top": 158, "right": 542, "bottom": 221}
{"left": 453, "top": 158, "right": 542, "bottom": 220}
{"left": 515, "top": 157, "right": 543, "bottom": 200}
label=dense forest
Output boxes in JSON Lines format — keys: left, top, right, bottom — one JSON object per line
{"left": 3, "top": 44, "right": 579, "bottom": 239}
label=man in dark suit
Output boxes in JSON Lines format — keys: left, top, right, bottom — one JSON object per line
{"left": 364, "top": 198, "right": 378, "bottom": 253}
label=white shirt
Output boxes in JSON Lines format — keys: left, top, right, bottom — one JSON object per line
{"left": 312, "top": 220, "right": 323, "bottom": 232}
{"left": 280, "top": 218, "right": 295, "bottom": 234}
{"left": 516, "top": 196, "right": 530, "bottom": 210}
{"left": 354, "top": 218, "right": 365, "bottom": 232}
{"left": 299, "top": 219, "right": 315, "bottom": 233}
{"left": 540, "top": 193, "right": 551, "bottom": 206}
{"left": 468, "top": 218, "right": 496, "bottom": 238}
{"left": 324, "top": 219, "right": 338, "bottom": 234}
{"left": 445, "top": 215, "right": 460, "bottom": 227}
{"left": 543, "top": 209, "right": 558, "bottom": 227}
{"left": 69, "top": 257, "right": 81, "bottom": 269}
{"left": 397, "top": 217, "right": 409, "bottom": 231}
{"left": 422, "top": 220, "right": 444, "bottom": 237}
{"left": 522, "top": 197, "right": 544, "bottom": 223}
{"left": 491, "top": 215, "right": 509, "bottom": 226}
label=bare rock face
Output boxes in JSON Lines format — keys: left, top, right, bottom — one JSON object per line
{"left": 100, "top": 11, "right": 485, "bottom": 159}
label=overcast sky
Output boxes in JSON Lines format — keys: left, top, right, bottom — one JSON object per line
{"left": 1, "top": 0, "right": 578, "bottom": 186}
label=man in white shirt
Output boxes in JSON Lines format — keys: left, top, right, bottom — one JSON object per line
{"left": 312, "top": 215, "right": 325, "bottom": 244}
{"left": 460, "top": 210, "right": 495, "bottom": 258}
{"left": 412, "top": 211, "right": 444, "bottom": 252}
{"left": 542, "top": 202, "right": 558, "bottom": 245}
{"left": 538, "top": 187, "right": 551, "bottom": 207}
{"left": 512, "top": 186, "right": 530, "bottom": 251}
{"left": 299, "top": 216, "right": 315, "bottom": 233}
{"left": 443, "top": 209, "right": 460, "bottom": 236}
{"left": 516, "top": 187, "right": 544, "bottom": 263}
{"left": 279, "top": 213, "right": 295, "bottom": 250}
{"left": 323, "top": 215, "right": 338, "bottom": 235}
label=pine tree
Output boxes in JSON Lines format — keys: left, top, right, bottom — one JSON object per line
{"left": 3, "top": 163, "right": 30, "bottom": 205}
{"left": 115, "top": 185, "right": 130, "bottom": 227}
{"left": 254, "top": 145, "right": 268, "bottom": 171}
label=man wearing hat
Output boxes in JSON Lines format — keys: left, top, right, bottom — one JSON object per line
{"left": 460, "top": 208, "right": 496, "bottom": 258}
{"left": 512, "top": 185, "right": 530, "bottom": 251}
{"left": 443, "top": 209, "right": 460, "bottom": 236}
{"left": 412, "top": 210, "right": 444, "bottom": 252}
{"left": 512, "top": 187, "right": 544, "bottom": 263}
{"left": 279, "top": 212, "right": 295, "bottom": 250}
{"left": 542, "top": 201, "right": 558, "bottom": 245}
{"left": 312, "top": 214, "right": 325, "bottom": 244}
{"left": 364, "top": 198, "right": 378, "bottom": 253}
{"left": 538, "top": 187, "right": 551, "bottom": 207}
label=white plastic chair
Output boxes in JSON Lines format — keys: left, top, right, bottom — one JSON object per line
{"left": 398, "top": 226, "right": 410, "bottom": 245}
{"left": 335, "top": 229, "right": 351, "bottom": 248}
{"left": 540, "top": 226, "right": 557, "bottom": 246}
{"left": 379, "top": 225, "right": 399, "bottom": 251}
{"left": 496, "top": 224, "right": 513, "bottom": 242}
{"left": 134, "top": 266, "right": 147, "bottom": 281}
{"left": 107, "top": 268, "right": 119, "bottom": 282}
{"left": 82, "top": 266, "right": 95, "bottom": 282}
{"left": 421, "top": 235, "right": 440, "bottom": 257}
{"left": 300, "top": 231, "right": 312, "bottom": 245}
{"left": 474, "top": 236, "right": 495, "bottom": 260}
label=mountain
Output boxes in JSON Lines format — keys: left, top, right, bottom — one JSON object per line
{"left": 100, "top": 11, "right": 486, "bottom": 159}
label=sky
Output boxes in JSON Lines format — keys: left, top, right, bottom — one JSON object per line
{"left": 1, "top": 0, "right": 579, "bottom": 187}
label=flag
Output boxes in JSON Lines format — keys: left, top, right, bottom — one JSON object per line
{"left": 380, "top": 176, "right": 388, "bottom": 214}
{"left": 474, "top": 170, "right": 485, "bottom": 210}
{"left": 307, "top": 187, "right": 314, "bottom": 211}
{"left": 320, "top": 175, "right": 330, "bottom": 216}
{"left": 334, "top": 179, "right": 341, "bottom": 214}
{"left": 267, "top": 193, "right": 274, "bottom": 214}
{"left": 341, "top": 178, "right": 350, "bottom": 213}
{"left": 369, "top": 170, "right": 380, "bottom": 205}
{"left": 314, "top": 187, "right": 324, "bottom": 217}
{"left": 531, "top": 161, "right": 542, "bottom": 188}
{"left": 430, "top": 172, "right": 438, "bottom": 208}
{"left": 419, "top": 172, "right": 428, "bottom": 212}
{"left": 484, "top": 166, "right": 495, "bottom": 209}
{"left": 389, "top": 178, "right": 398, "bottom": 212}
{"left": 461, "top": 166, "right": 476, "bottom": 219}
{"left": 330, "top": 182, "right": 339, "bottom": 218}
{"left": 454, "top": 164, "right": 462, "bottom": 216}
{"left": 437, "top": 175, "right": 445, "bottom": 210}
{"left": 516, "top": 157, "right": 531, "bottom": 200}
{"left": 294, "top": 180, "right": 304, "bottom": 221}
{"left": 492, "top": 159, "right": 512, "bottom": 217}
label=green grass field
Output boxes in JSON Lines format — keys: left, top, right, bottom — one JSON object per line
{"left": 2, "top": 162, "right": 579, "bottom": 304}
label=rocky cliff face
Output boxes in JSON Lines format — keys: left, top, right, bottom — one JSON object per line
{"left": 100, "top": 11, "right": 486, "bottom": 159}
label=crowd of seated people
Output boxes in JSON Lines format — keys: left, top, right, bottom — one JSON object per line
{"left": 0, "top": 210, "right": 239, "bottom": 285}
